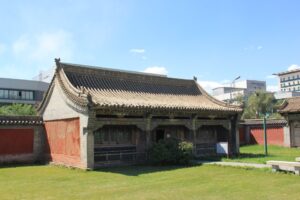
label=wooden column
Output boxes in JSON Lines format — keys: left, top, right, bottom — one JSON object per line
{"left": 145, "top": 114, "right": 152, "bottom": 150}
{"left": 191, "top": 115, "right": 198, "bottom": 154}
{"left": 228, "top": 115, "right": 238, "bottom": 156}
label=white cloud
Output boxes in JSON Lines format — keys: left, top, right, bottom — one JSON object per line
{"left": 130, "top": 48, "right": 145, "bottom": 54}
{"left": 288, "top": 64, "right": 300, "bottom": 71}
{"left": 13, "top": 36, "right": 30, "bottom": 54}
{"left": 143, "top": 66, "right": 168, "bottom": 75}
{"left": 197, "top": 80, "right": 222, "bottom": 93}
{"left": 267, "top": 85, "right": 278, "bottom": 92}
{"left": 243, "top": 45, "right": 263, "bottom": 51}
{"left": 12, "top": 30, "right": 74, "bottom": 62}
{"left": 266, "top": 75, "right": 277, "bottom": 79}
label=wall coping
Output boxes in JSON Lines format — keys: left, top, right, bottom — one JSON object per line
{"left": 0, "top": 115, "right": 43, "bottom": 126}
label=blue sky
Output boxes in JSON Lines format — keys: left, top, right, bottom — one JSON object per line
{"left": 0, "top": 0, "right": 300, "bottom": 92}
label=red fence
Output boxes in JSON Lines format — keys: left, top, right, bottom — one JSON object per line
{"left": 250, "top": 127, "right": 284, "bottom": 146}
{"left": 0, "top": 115, "right": 44, "bottom": 164}
{"left": 0, "top": 129, "right": 34, "bottom": 155}
{"left": 239, "top": 119, "right": 286, "bottom": 146}
{"left": 239, "top": 127, "right": 246, "bottom": 145}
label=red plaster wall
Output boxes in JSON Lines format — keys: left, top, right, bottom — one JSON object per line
{"left": 250, "top": 127, "right": 284, "bottom": 146}
{"left": 239, "top": 127, "right": 245, "bottom": 145}
{"left": 0, "top": 129, "right": 34, "bottom": 155}
{"left": 44, "top": 118, "right": 81, "bottom": 167}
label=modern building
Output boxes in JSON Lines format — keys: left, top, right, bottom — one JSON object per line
{"left": 274, "top": 91, "right": 300, "bottom": 100}
{"left": 275, "top": 69, "right": 300, "bottom": 92}
{"left": 212, "top": 80, "right": 266, "bottom": 102}
{"left": 38, "top": 59, "right": 242, "bottom": 169}
{"left": 273, "top": 69, "right": 300, "bottom": 99}
{"left": 0, "top": 78, "right": 49, "bottom": 105}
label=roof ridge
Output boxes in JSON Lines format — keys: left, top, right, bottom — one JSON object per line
{"left": 60, "top": 62, "right": 196, "bottom": 84}
{"left": 38, "top": 58, "right": 243, "bottom": 113}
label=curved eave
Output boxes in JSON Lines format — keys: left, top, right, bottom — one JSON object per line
{"left": 91, "top": 103, "right": 242, "bottom": 114}
{"left": 37, "top": 63, "right": 89, "bottom": 115}
{"left": 194, "top": 81, "right": 243, "bottom": 112}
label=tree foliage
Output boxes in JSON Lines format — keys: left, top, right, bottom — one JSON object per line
{"left": 148, "top": 138, "right": 193, "bottom": 165}
{"left": 238, "top": 91, "right": 283, "bottom": 119}
{"left": 0, "top": 104, "right": 37, "bottom": 116}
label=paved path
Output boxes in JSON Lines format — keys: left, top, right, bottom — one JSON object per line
{"left": 197, "top": 161, "right": 271, "bottom": 169}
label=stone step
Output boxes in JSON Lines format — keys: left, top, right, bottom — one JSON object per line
{"left": 267, "top": 160, "right": 300, "bottom": 175}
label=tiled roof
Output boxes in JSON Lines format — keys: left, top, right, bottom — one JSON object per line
{"left": 0, "top": 116, "right": 43, "bottom": 125}
{"left": 39, "top": 59, "right": 243, "bottom": 113}
{"left": 240, "top": 119, "right": 287, "bottom": 126}
{"left": 278, "top": 97, "right": 300, "bottom": 113}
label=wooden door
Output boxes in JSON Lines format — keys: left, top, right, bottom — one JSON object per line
{"left": 294, "top": 127, "right": 300, "bottom": 147}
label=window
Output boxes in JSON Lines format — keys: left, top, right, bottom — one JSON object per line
{"left": 4, "top": 90, "right": 8, "bottom": 98}
{"left": 94, "top": 126, "right": 134, "bottom": 145}
{"left": 0, "top": 89, "right": 34, "bottom": 100}
{"left": 21, "top": 91, "right": 26, "bottom": 100}
{"left": 9, "top": 90, "right": 18, "bottom": 99}
{"left": 24, "top": 91, "right": 34, "bottom": 100}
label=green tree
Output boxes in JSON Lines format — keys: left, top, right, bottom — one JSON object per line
{"left": 0, "top": 104, "right": 37, "bottom": 116}
{"left": 242, "top": 91, "right": 282, "bottom": 119}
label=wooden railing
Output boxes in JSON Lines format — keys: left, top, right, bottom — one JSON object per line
{"left": 94, "top": 151, "right": 147, "bottom": 164}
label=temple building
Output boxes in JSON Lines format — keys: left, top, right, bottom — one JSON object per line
{"left": 279, "top": 97, "right": 300, "bottom": 147}
{"left": 38, "top": 59, "right": 242, "bottom": 169}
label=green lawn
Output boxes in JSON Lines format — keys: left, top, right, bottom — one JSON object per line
{"left": 222, "top": 145, "right": 300, "bottom": 164}
{"left": 0, "top": 165, "right": 300, "bottom": 200}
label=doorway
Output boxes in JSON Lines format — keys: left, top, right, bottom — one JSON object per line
{"left": 156, "top": 129, "right": 165, "bottom": 142}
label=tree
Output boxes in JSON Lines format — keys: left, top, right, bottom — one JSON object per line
{"left": 0, "top": 104, "right": 37, "bottom": 116}
{"left": 241, "top": 91, "right": 282, "bottom": 119}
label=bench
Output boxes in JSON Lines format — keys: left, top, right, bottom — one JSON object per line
{"left": 267, "top": 161, "right": 300, "bottom": 175}
{"left": 296, "top": 157, "right": 300, "bottom": 162}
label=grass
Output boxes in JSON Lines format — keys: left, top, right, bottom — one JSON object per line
{"left": 222, "top": 145, "right": 300, "bottom": 164}
{"left": 0, "top": 165, "right": 300, "bottom": 200}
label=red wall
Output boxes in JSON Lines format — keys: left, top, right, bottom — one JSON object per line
{"left": 44, "top": 118, "right": 81, "bottom": 167}
{"left": 250, "top": 127, "right": 284, "bottom": 146}
{"left": 239, "top": 127, "right": 245, "bottom": 144}
{"left": 0, "top": 129, "right": 34, "bottom": 155}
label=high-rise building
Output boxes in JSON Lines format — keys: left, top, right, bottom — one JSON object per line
{"left": 273, "top": 69, "right": 300, "bottom": 99}
{"left": 274, "top": 69, "right": 300, "bottom": 92}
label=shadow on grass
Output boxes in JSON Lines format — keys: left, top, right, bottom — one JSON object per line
{"left": 236, "top": 153, "right": 273, "bottom": 159}
{"left": 95, "top": 164, "right": 198, "bottom": 176}
{"left": 0, "top": 163, "right": 45, "bottom": 169}
{"left": 196, "top": 153, "right": 273, "bottom": 162}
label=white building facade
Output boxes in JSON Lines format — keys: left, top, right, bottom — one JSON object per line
{"left": 274, "top": 69, "right": 300, "bottom": 99}
{"left": 275, "top": 69, "right": 300, "bottom": 92}
{"left": 212, "top": 80, "right": 266, "bottom": 102}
